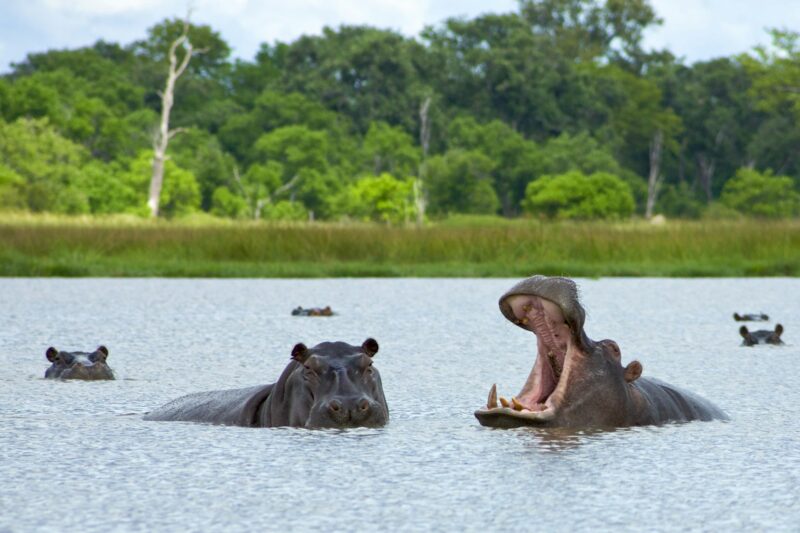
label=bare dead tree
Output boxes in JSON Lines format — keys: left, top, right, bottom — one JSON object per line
{"left": 696, "top": 128, "right": 726, "bottom": 203}
{"left": 147, "top": 14, "right": 205, "bottom": 217}
{"left": 414, "top": 96, "right": 432, "bottom": 227}
{"left": 645, "top": 129, "right": 663, "bottom": 219}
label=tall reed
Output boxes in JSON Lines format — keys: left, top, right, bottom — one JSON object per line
{"left": 0, "top": 215, "right": 797, "bottom": 277}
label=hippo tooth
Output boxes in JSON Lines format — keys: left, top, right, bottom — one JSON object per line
{"left": 520, "top": 317, "right": 529, "bottom": 325}
{"left": 511, "top": 397, "right": 525, "bottom": 411}
{"left": 499, "top": 396, "right": 510, "bottom": 408}
{"left": 487, "top": 384, "right": 498, "bottom": 409}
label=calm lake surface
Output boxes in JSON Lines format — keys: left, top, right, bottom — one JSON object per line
{"left": 1, "top": 278, "right": 798, "bottom": 532}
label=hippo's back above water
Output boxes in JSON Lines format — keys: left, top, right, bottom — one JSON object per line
{"left": 145, "top": 385, "right": 273, "bottom": 426}
{"left": 632, "top": 377, "right": 728, "bottom": 425}
{"left": 145, "top": 339, "right": 388, "bottom": 428}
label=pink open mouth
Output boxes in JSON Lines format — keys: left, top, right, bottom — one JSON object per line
{"left": 477, "top": 294, "right": 572, "bottom": 422}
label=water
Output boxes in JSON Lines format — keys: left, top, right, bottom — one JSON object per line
{"left": 1, "top": 278, "right": 798, "bottom": 532}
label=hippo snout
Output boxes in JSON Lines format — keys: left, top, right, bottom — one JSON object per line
{"left": 322, "top": 396, "right": 383, "bottom": 426}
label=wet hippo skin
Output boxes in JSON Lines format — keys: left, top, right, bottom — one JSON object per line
{"left": 145, "top": 338, "right": 388, "bottom": 428}
{"left": 475, "top": 275, "right": 727, "bottom": 429}
{"left": 45, "top": 346, "right": 115, "bottom": 380}
{"left": 739, "top": 324, "right": 784, "bottom": 346}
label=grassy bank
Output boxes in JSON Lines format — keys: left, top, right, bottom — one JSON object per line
{"left": 0, "top": 214, "right": 798, "bottom": 277}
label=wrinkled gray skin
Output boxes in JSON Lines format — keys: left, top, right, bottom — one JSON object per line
{"left": 740, "top": 324, "right": 784, "bottom": 346}
{"left": 733, "top": 312, "right": 769, "bottom": 322}
{"left": 474, "top": 275, "right": 727, "bottom": 429}
{"left": 145, "top": 339, "right": 388, "bottom": 428}
{"left": 45, "top": 346, "right": 115, "bottom": 380}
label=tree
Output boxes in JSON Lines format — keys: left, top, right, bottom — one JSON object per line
{"left": 447, "top": 115, "right": 542, "bottom": 216}
{"left": 361, "top": 121, "right": 420, "bottom": 177}
{"left": 423, "top": 150, "right": 499, "bottom": 215}
{"left": 743, "top": 30, "right": 800, "bottom": 121}
{"left": 0, "top": 117, "right": 89, "bottom": 213}
{"left": 522, "top": 170, "right": 634, "bottom": 219}
{"left": 148, "top": 15, "right": 206, "bottom": 217}
{"left": 720, "top": 168, "right": 800, "bottom": 218}
{"left": 517, "top": 0, "right": 661, "bottom": 65}
{"left": 333, "top": 173, "right": 417, "bottom": 223}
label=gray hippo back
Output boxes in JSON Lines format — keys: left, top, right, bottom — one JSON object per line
{"left": 145, "top": 338, "right": 388, "bottom": 428}
{"left": 740, "top": 324, "right": 784, "bottom": 346}
{"left": 45, "top": 346, "right": 114, "bottom": 380}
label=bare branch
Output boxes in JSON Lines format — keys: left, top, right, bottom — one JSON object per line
{"left": 271, "top": 174, "right": 301, "bottom": 199}
{"left": 167, "top": 127, "right": 188, "bottom": 140}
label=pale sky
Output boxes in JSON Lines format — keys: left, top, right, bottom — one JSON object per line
{"left": 1, "top": 0, "right": 798, "bottom": 73}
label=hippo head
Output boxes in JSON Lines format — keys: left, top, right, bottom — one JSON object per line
{"left": 739, "top": 324, "right": 784, "bottom": 346}
{"left": 45, "top": 346, "right": 115, "bottom": 380}
{"left": 276, "top": 338, "right": 389, "bottom": 428}
{"left": 474, "top": 275, "right": 642, "bottom": 428}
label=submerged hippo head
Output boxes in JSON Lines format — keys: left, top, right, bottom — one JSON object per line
{"left": 739, "top": 324, "right": 784, "bottom": 346}
{"left": 475, "top": 276, "right": 643, "bottom": 428}
{"left": 45, "top": 346, "right": 115, "bottom": 380}
{"left": 275, "top": 338, "right": 388, "bottom": 428}
{"left": 733, "top": 312, "right": 769, "bottom": 322}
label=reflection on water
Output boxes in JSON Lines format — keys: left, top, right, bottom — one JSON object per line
{"left": 1, "top": 278, "right": 798, "bottom": 531}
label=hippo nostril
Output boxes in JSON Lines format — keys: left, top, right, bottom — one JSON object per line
{"left": 328, "top": 400, "right": 342, "bottom": 413}
{"left": 357, "top": 399, "right": 370, "bottom": 412}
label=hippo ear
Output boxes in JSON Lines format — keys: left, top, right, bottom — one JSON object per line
{"left": 46, "top": 347, "right": 59, "bottom": 362}
{"left": 733, "top": 313, "right": 740, "bottom": 321}
{"left": 624, "top": 360, "right": 642, "bottom": 383}
{"left": 739, "top": 326, "right": 749, "bottom": 339}
{"left": 291, "top": 343, "right": 310, "bottom": 363}
{"left": 97, "top": 345, "right": 109, "bottom": 357}
{"left": 775, "top": 324, "right": 783, "bottom": 337}
{"left": 362, "top": 338, "right": 379, "bottom": 357}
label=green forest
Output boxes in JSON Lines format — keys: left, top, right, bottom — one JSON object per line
{"left": 1, "top": 0, "right": 800, "bottom": 223}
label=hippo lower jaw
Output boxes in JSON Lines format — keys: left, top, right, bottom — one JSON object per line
{"left": 474, "top": 398, "right": 557, "bottom": 428}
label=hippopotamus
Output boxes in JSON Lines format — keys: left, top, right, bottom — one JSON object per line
{"left": 739, "top": 324, "right": 784, "bottom": 346}
{"left": 292, "top": 306, "right": 335, "bottom": 317}
{"left": 733, "top": 312, "right": 769, "bottom": 322}
{"left": 474, "top": 276, "right": 727, "bottom": 429}
{"left": 145, "top": 338, "right": 388, "bottom": 428}
{"left": 44, "top": 346, "right": 115, "bottom": 380}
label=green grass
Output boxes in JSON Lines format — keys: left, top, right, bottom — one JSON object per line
{"left": 0, "top": 213, "right": 798, "bottom": 277}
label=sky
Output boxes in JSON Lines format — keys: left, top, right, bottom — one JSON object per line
{"left": 1, "top": 0, "right": 799, "bottom": 73}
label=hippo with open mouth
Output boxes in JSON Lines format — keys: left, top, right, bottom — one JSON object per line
{"left": 474, "top": 276, "right": 727, "bottom": 429}
{"left": 145, "top": 338, "right": 388, "bottom": 428}
{"left": 45, "top": 346, "right": 115, "bottom": 380}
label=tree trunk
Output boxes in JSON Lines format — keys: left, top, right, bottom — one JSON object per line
{"left": 415, "top": 96, "right": 432, "bottom": 227}
{"left": 697, "top": 154, "right": 715, "bottom": 203}
{"left": 148, "top": 17, "right": 197, "bottom": 218}
{"left": 645, "top": 130, "right": 663, "bottom": 219}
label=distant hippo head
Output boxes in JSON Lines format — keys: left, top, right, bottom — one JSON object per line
{"left": 733, "top": 312, "right": 769, "bottom": 322}
{"left": 739, "top": 324, "right": 784, "bottom": 346}
{"left": 45, "top": 346, "right": 115, "bottom": 380}
{"left": 475, "top": 276, "right": 643, "bottom": 428}
{"left": 273, "top": 338, "right": 388, "bottom": 428}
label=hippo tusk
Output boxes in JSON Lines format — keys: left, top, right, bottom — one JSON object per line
{"left": 511, "top": 397, "right": 525, "bottom": 411}
{"left": 499, "top": 396, "right": 510, "bottom": 408}
{"left": 487, "top": 384, "right": 498, "bottom": 409}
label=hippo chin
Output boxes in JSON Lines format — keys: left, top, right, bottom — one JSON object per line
{"left": 474, "top": 276, "right": 727, "bottom": 429}
{"left": 145, "top": 338, "right": 388, "bottom": 428}
{"left": 45, "top": 346, "right": 115, "bottom": 380}
{"left": 740, "top": 324, "right": 784, "bottom": 346}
